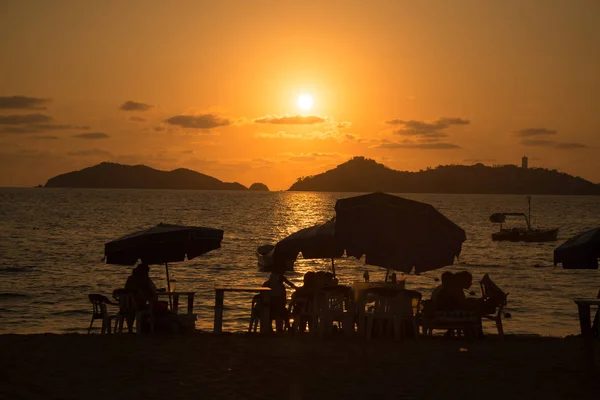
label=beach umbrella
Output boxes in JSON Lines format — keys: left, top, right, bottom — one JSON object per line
{"left": 553, "top": 228, "right": 600, "bottom": 270}
{"left": 271, "top": 219, "right": 344, "bottom": 276}
{"left": 334, "top": 192, "right": 466, "bottom": 274}
{"left": 105, "top": 223, "right": 224, "bottom": 295}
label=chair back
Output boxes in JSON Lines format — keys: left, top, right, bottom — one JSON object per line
{"left": 480, "top": 274, "right": 509, "bottom": 315}
{"left": 112, "top": 288, "right": 137, "bottom": 315}
{"left": 88, "top": 294, "right": 112, "bottom": 318}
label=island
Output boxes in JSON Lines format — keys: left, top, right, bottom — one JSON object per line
{"left": 44, "top": 162, "right": 248, "bottom": 190}
{"left": 249, "top": 183, "right": 269, "bottom": 191}
{"left": 288, "top": 157, "right": 600, "bottom": 195}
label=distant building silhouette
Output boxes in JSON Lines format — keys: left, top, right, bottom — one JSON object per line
{"left": 522, "top": 156, "right": 529, "bottom": 169}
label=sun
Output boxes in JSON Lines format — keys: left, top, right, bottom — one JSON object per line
{"left": 297, "top": 94, "right": 313, "bottom": 111}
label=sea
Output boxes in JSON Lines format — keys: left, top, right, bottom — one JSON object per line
{"left": 1, "top": 188, "right": 599, "bottom": 337}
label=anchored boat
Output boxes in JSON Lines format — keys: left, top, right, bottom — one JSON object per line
{"left": 489, "top": 196, "right": 559, "bottom": 242}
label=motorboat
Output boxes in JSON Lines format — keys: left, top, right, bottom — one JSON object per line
{"left": 489, "top": 197, "right": 558, "bottom": 242}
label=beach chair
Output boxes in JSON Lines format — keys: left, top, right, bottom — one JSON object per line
{"left": 479, "top": 274, "right": 509, "bottom": 338}
{"left": 289, "top": 293, "right": 313, "bottom": 333}
{"left": 248, "top": 293, "right": 289, "bottom": 333}
{"left": 87, "top": 294, "right": 117, "bottom": 334}
{"left": 317, "top": 288, "right": 354, "bottom": 336}
{"left": 366, "top": 290, "right": 421, "bottom": 340}
{"left": 113, "top": 289, "right": 154, "bottom": 335}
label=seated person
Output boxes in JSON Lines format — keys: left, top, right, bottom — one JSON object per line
{"left": 435, "top": 271, "right": 473, "bottom": 312}
{"left": 290, "top": 272, "right": 318, "bottom": 332}
{"left": 430, "top": 271, "right": 454, "bottom": 310}
{"left": 125, "top": 263, "right": 157, "bottom": 311}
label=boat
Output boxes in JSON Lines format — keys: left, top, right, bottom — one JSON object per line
{"left": 489, "top": 197, "right": 559, "bottom": 242}
{"left": 256, "top": 244, "right": 294, "bottom": 272}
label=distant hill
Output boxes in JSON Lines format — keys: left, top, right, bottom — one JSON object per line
{"left": 44, "top": 162, "right": 248, "bottom": 190}
{"left": 288, "top": 157, "right": 600, "bottom": 195}
{"left": 249, "top": 183, "right": 269, "bottom": 191}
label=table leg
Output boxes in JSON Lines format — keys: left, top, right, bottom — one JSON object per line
{"left": 188, "top": 293, "right": 195, "bottom": 315}
{"left": 260, "top": 292, "right": 271, "bottom": 334}
{"left": 214, "top": 290, "right": 224, "bottom": 333}
{"left": 173, "top": 295, "right": 180, "bottom": 315}
{"left": 577, "top": 304, "right": 592, "bottom": 337}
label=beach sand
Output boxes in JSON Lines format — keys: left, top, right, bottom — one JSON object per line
{"left": 1, "top": 333, "right": 598, "bottom": 399}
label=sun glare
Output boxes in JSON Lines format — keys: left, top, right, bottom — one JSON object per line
{"left": 297, "top": 94, "right": 313, "bottom": 111}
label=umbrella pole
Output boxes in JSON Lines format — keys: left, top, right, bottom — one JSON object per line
{"left": 165, "top": 262, "right": 173, "bottom": 311}
{"left": 385, "top": 268, "right": 390, "bottom": 283}
{"left": 331, "top": 258, "right": 336, "bottom": 279}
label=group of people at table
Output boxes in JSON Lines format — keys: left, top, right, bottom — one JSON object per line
{"left": 118, "top": 261, "right": 502, "bottom": 336}
{"left": 260, "top": 267, "right": 501, "bottom": 336}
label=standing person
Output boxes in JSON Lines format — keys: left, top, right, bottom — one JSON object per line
{"left": 263, "top": 267, "right": 297, "bottom": 332}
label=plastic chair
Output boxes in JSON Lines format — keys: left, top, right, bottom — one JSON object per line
{"left": 248, "top": 293, "right": 289, "bottom": 333}
{"left": 366, "top": 290, "right": 420, "bottom": 340}
{"left": 113, "top": 289, "right": 154, "bottom": 335}
{"left": 317, "top": 289, "right": 354, "bottom": 336}
{"left": 87, "top": 294, "right": 117, "bottom": 334}
{"left": 480, "top": 274, "right": 509, "bottom": 338}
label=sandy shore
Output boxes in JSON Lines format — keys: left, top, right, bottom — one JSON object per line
{"left": 1, "top": 333, "right": 598, "bottom": 399}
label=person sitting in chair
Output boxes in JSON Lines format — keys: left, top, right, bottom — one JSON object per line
{"left": 290, "top": 271, "right": 318, "bottom": 332}
{"left": 125, "top": 263, "right": 157, "bottom": 310}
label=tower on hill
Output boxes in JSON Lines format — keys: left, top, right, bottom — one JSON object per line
{"left": 521, "top": 156, "right": 528, "bottom": 169}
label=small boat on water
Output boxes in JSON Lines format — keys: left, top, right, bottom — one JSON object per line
{"left": 489, "top": 197, "right": 559, "bottom": 242}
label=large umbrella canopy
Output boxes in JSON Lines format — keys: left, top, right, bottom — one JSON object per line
{"left": 105, "top": 223, "right": 223, "bottom": 266}
{"left": 273, "top": 219, "right": 344, "bottom": 263}
{"left": 105, "top": 223, "right": 223, "bottom": 302}
{"left": 554, "top": 228, "right": 600, "bottom": 270}
{"left": 270, "top": 219, "right": 344, "bottom": 276}
{"left": 334, "top": 192, "right": 466, "bottom": 274}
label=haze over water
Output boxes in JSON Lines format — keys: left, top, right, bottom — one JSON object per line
{"left": 1, "top": 188, "right": 599, "bottom": 337}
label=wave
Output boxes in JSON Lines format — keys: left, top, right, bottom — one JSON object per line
{"left": 51, "top": 309, "right": 89, "bottom": 316}
{"left": 0, "top": 265, "right": 39, "bottom": 274}
{"left": 0, "top": 292, "right": 30, "bottom": 299}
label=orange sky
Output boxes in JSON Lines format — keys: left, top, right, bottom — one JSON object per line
{"left": 1, "top": 0, "right": 599, "bottom": 190}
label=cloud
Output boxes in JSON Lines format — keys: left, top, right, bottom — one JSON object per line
{"left": 119, "top": 101, "right": 153, "bottom": 111}
{"left": 386, "top": 117, "right": 469, "bottom": 136}
{"left": 67, "top": 149, "right": 113, "bottom": 157}
{"left": 0, "top": 96, "right": 51, "bottom": 110}
{"left": 379, "top": 116, "right": 467, "bottom": 149}
{"left": 72, "top": 132, "right": 109, "bottom": 139}
{"left": 164, "top": 114, "right": 230, "bottom": 129}
{"left": 154, "top": 126, "right": 165, "bottom": 131}
{"left": 375, "top": 141, "right": 461, "bottom": 150}
{"left": 522, "top": 138, "right": 588, "bottom": 149}
{"left": 337, "top": 121, "right": 352, "bottom": 129}
{"left": 0, "top": 123, "right": 89, "bottom": 134}
{"left": 255, "top": 115, "right": 326, "bottom": 124}
{"left": 29, "top": 135, "right": 59, "bottom": 140}
{"left": 255, "top": 130, "right": 359, "bottom": 142}
{"left": 556, "top": 142, "right": 587, "bottom": 149}
{"left": 129, "top": 116, "right": 146, "bottom": 122}
{"left": 0, "top": 114, "right": 53, "bottom": 124}
{"left": 513, "top": 128, "right": 557, "bottom": 137}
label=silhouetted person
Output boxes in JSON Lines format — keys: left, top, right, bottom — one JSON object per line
{"left": 125, "top": 263, "right": 157, "bottom": 311}
{"left": 435, "top": 271, "right": 472, "bottom": 311}
{"left": 431, "top": 271, "right": 454, "bottom": 310}
{"left": 263, "top": 268, "right": 296, "bottom": 332}
{"left": 290, "top": 272, "right": 318, "bottom": 332}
